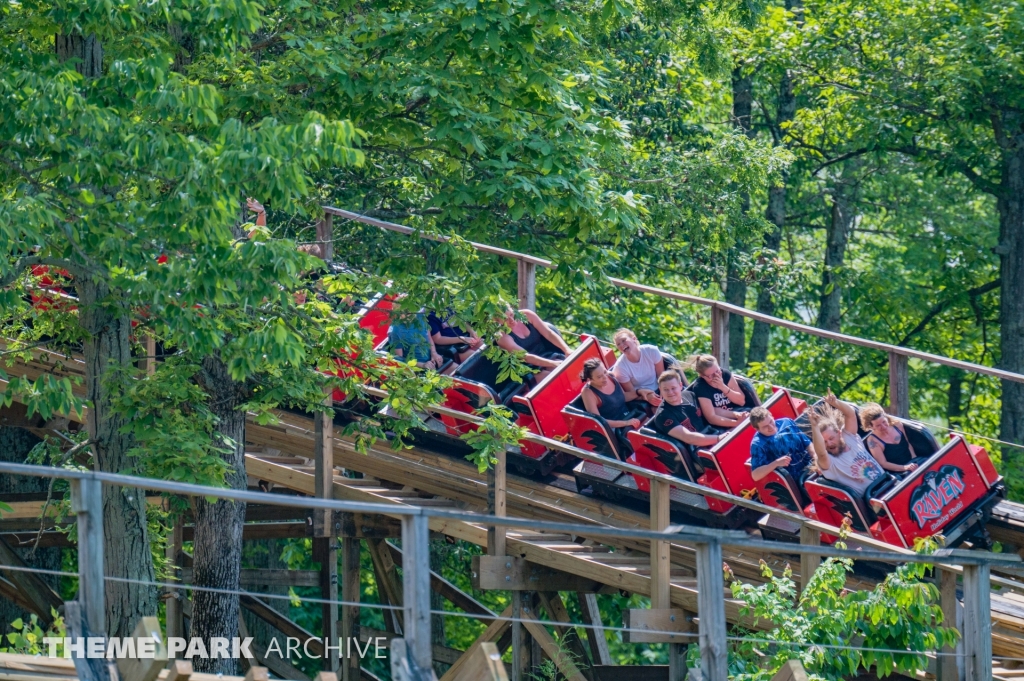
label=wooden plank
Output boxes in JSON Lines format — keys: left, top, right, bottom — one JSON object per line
{"left": 341, "top": 537, "right": 361, "bottom": 681}
{"left": 937, "top": 569, "right": 960, "bottom": 681}
{"left": 116, "top": 617, "right": 167, "bottom": 681}
{"left": 366, "top": 539, "right": 404, "bottom": 633}
{"left": 449, "top": 642, "right": 508, "bottom": 681}
{"left": 340, "top": 513, "right": 402, "bottom": 539}
{"left": 517, "top": 261, "right": 537, "bottom": 312}
{"left": 799, "top": 525, "right": 820, "bottom": 595}
{"left": 239, "top": 595, "right": 324, "bottom": 657}
{"left": 70, "top": 478, "right": 104, "bottom": 636}
{"left": 963, "top": 564, "right": 993, "bottom": 681}
{"left": 439, "top": 605, "right": 513, "bottom": 681}
{"left": 400, "top": 514, "right": 432, "bottom": 674}
{"left": 521, "top": 614, "right": 587, "bottom": 681}
{"left": 711, "top": 305, "right": 730, "bottom": 371}
{"left": 696, "top": 541, "right": 727, "bottom": 681}
{"left": 889, "top": 352, "right": 910, "bottom": 419}
{"left": 0, "top": 537, "right": 63, "bottom": 622}
{"left": 769, "top": 660, "right": 808, "bottom": 681}
{"left": 472, "top": 555, "right": 602, "bottom": 592}
{"left": 243, "top": 667, "right": 268, "bottom": 681}
{"left": 536, "top": 592, "right": 594, "bottom": 678}
{"left": 577, "top": 593, "right": 611, "bottom": 666}
{"left": 622, "top": 609, "right": 688, "bottom": 644}
{"left": 650, "top": 479, "right": 671, "bottom": 610}
{"left": 488, "top": 447, "right": 507, "bottom": 557}
{"left": 163, "top": 660, "right": 193, "bottom": 681}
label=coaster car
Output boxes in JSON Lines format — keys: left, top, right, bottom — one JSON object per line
{"left": 756, "top": 413, "right": 1004, "bottom": 548}
{"left": 571, "top": 380, "right": 794, "bottom": 528}
{"left": 439, "top": 334, "right": 606, "bottom": 476}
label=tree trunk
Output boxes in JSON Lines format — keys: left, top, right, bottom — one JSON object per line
{"left": 190, "top": 355, "right": 248, "bottom": 675}
{"left": 749, "top": 5, "right": 799, "bottom": 364}
{"left": 997, "top": 132, "right": 1024, "bottom": 460}
{"left": 727, "top": 68, "right": 755, "bottom": 367}
{"left": 79, "top": 279, "right": 157, "bottom": 638}
{"left": 816, "top": 165, "right": 860, "bottom": 332}
{"left": 54, "top": 34, "right": 102, "bottom": 78}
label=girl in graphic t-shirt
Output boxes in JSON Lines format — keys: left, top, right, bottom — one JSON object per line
{"left": 808, "top": 390, "right": 884, "bottom": 496}
{"left": 610, "top": 328, "right": 672, "bottom": 407}
{"left": 689, "top": 355, "right": 747, "bottom": 430}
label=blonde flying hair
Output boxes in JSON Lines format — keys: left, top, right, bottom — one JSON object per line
{"left": 859, "top": 402, "right": 896, "bottom": 431}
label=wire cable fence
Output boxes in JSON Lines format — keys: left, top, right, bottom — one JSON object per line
{"left": 4, "top": 560, "right": 1020, "bottom": 664}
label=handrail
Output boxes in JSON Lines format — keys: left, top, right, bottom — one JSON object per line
{"left": 326, "top": 205, "right": 1024, "bottom": 385}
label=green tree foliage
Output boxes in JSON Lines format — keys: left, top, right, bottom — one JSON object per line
{"left": 722, "top": 552, "right": 958, "bottom": 680}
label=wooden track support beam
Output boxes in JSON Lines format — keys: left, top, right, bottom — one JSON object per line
{"left": 577, "top": 593, "right": 611, "bottom": 667}
{"left": 439, "top": 605, "right": 513, "bottom": 681}
{"left": 367, "top": 539, "right": 404, "bottom": 634}
{"left": 341, "top": 537, "right": 362, "bottom": 681}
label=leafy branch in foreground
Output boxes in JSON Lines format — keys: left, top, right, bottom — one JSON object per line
{"left": 719, "top": 534, "right": 958, "bottom": 681}
{"left": 460, "top": 404, "right": 529, "bottom": 473}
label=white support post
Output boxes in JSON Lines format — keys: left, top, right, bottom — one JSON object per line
{"left": 517, "top": 260, "right": 536, "bottom": 312}
{"left": 696, "top": 540, "right": 727, "bottom": 681}
{"left": 400, "top": 513, "right": 432, "bottom": 675}
{"left": 962, "top": 563, "right": 992, "bottom": 681}
{"left": 711, "top": 305, "right": 730, "bottom": 371}
{"left": 889, "top": 351, "right": 910, "bottom": 419}
{"left": 70, "top": 477, "right": 104, "bottom": 636}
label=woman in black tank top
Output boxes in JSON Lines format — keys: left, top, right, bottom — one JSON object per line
{"left": 496, "top": 308, "right": 571, "bottom": 378}
{"left": 580, "top": 359, "right": 644, "bottom": 458}
{"left": 859, "top": 402, "right": 922, "bottom": 474}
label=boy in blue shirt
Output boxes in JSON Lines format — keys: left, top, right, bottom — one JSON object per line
{"left": 748, "top": 406, "right": 816, "bottom": 485}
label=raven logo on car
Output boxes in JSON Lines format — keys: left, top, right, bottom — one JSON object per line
{"left": 908, "top": 465, "right": 967, "bottom": 530}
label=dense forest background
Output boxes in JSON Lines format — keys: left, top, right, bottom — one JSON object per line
{"left": 2, "top": 0, "right": 1022, "bottom": 676}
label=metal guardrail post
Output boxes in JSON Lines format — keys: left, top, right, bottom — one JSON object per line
{"left": 70, "top": 477, "right": 105, "bottom": 636}
{"left": 711, "top": 305, "right": 730, "bottom": 371}
{"left": 962, "top": 562, "right": 992, "bottom": 681}
{"left": 889, "top": 351, "right": 910, "bottom": 418}
{"left": 400, "top": 513, "right": 433, "bottom": 675}
{"left": 696, "top": 539, "right": 727, "bottom": 681}
{"left": 488, "top": 448, "right": 507, "bottom": 557}
{"left": 517, "top": 260, "right": 536, "bottom": 312}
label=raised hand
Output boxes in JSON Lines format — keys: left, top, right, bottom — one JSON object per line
{"left": 824, "top": 388, "right": 839, "bottom": 407}
{"left": 246, "top": 197, "right": 265, "bottom": 214}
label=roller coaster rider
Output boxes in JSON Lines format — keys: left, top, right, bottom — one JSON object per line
{"left": 860, "top": 402, "right": 926, "bottom": 475}
{"left": 611, "top": 328, "right": 673, "bottom": 407}
{"left": 650, "top": 371, "right": 727, "bottom": 448}
{"left": 580, "top": 358, "right": 646, "bottom": 455}
{"left": 690, "top": 354, "right": 749, "bottom": 429}
{"left": 748, "top": 406, "right": 817, "bottom": 492}
{"left": 496, "top": 307, "right": 571, "bottom": 381}
{"left": 809, "top": 391, "right": 885, "bottom": 496}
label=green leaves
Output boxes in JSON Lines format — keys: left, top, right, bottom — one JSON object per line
{"left": 460, "top": 404, "right": 528, "bottom": 473}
